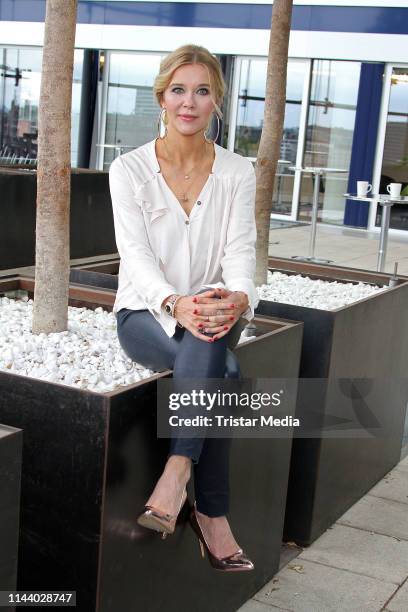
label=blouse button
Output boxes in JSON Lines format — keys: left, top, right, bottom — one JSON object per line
{"left": 185, "top": 220, "right": 189, "bottom": 225}
{"left": 197, "top": 200, "right": 202, "bottom": 205}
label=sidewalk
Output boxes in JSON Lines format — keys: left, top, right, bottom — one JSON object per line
{"left": 268, "top": 223, "right": 408, "bottom": 276}
{"left": 238, "top": 451, "right": 408, "bottom": 612}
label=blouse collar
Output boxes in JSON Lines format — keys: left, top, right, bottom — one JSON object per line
{"left": 132, "top": 138, "right": 225, "bottom": 202}
{"left": 148, "top": 137, "right": 223, "bottom": 176}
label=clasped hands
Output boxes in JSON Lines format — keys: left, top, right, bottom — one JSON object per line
{"left": 173, "top": 288, "right": 249, "bottom": 343}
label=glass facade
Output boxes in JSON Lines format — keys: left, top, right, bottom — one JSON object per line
{"left": 2, "top": 43, "right": 406, "bottom": 236}
{"left": 71, "top": 51, "right": 84, "bottom": 167}
{"left": 299, "top": 60, "right": 361, "bottom": 224}
{"left": 235, "top": 58, "right": 308, "bottom": 215}
{"left": 102, "top": 52, "right": 162, "bottom": 170}
{"left": 0, "top": 47, "right": 83, "bottom": 167}
{"left": 378, "top": 67, "right": 408, "bottom": 231}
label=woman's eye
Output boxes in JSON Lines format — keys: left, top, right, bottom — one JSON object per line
{"left": 170, "top": 87, "right": 209, "bottom": 95}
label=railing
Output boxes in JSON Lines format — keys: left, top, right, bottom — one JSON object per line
{"left": 0, "top": 146, "right": 37, "bottom": 167}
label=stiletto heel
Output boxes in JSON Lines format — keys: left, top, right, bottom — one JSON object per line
{"left": 198, "top": 538, "right": 205, "bottom": 558}
{"left": 189, "top": 503, "right": 254, "bottom": 572}
{"left": 137, "top": 488, "right": 187, "bottom": 537}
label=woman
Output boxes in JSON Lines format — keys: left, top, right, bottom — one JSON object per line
{"left": 109, "top": 44, "right": 259, "bottom": 572}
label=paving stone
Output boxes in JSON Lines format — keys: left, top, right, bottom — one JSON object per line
{"left": 338, "top": 496, "right": 408, "bottom": 541}
{"left": 385, "top": 579, "right": 408, "bottom": 612}
{"left": 299, "top": 523, "right": 408, "bottom": 584}
{"left": 236, "top": 598, "right": 291, "bottom": 612}
{"left": 254, "top": 559, "right": 396, "bottom": 612}
{"left": 397, "top": 455, "right": 408, "bottom": 472}
{"left": 267, "top": 224, "right": 408, "bottom": 274}
{"left": 368, "top": 467, "right": 408, "bottom": 505}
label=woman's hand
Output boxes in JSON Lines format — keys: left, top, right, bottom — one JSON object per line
{"left": 174, "top": 288, "right": 249, "bottom": 341}
{"left": 174, "top": 290, "right": 234, "bottom": 342}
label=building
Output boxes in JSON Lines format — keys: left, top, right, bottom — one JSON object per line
{"left": 0, "top": 0, "right": 407, "bottom": 235}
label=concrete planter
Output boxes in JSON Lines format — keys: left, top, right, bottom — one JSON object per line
{"left": 0, "top": 276, "right": 303, "bottom": 612}
{"left": 256, "top": 261, "right": 408, "bottom": 546}
{"left": 0, "top": 168, "right": 115, "bottom": 271}
{"left": 0, "top": 423, "right": 22, "bottom": 595}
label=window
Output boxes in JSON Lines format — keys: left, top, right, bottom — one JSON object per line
{"left": 0, "top": 47, "right": 83, "bottom": 167}
{"left": 103, "top": 52, "right": 162, "bottom": 170}
{"left": 299, "top": 60, "right": 360, "bottom": 224}
{"left": 235, "top": 58, "right": 308, "bottom": 215}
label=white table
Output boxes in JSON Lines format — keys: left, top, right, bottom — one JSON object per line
{"left": 248, "top": 158, "right": 293, "bottom": 214}
{"left": 344, "top": 193, "right": 408, "bottom": 272}
{"left": 290, "top": 166, "right": 348, "bottom": 264}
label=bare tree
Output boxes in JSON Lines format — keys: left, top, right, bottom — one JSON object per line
{"left": 32, "top": 0, "right": 78, "bottom": 333}
{"left": 255, "top": 0, "right": 293, "bottom": 286}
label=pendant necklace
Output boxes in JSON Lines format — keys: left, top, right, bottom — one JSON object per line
{"left": 162, "top": 138, "right": 208, "bottom": 202}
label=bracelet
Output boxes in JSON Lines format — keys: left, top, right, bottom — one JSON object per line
{"left": 173, "top": 295, "right": 184, "bottom": 327}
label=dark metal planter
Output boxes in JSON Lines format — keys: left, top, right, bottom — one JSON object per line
{"left": 0, "top": 168, "right": 116, "bottom": 270}
{"left": 0, "top": 277, "right": 303, "bottom": 612}
{"left": 0, "top": 423, "right": 22, "bottom": 596}
{"left": 69, "top": 259, "right": 119, "bottom": 290}
{"left": 69, "top": 267, "right": 119, "bottom": 290}
{"left": 68, "top": 255, "right": 408, "bottom": 291}
{"left": 256, "top": 261, "right": 408, "bottom": 547}
{"left": 268, "top": 255, "right": 408, "bottom": 284}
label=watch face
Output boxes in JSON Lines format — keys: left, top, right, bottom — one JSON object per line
{"left": 165, "top": 304, "right": 172, "bottom": 314}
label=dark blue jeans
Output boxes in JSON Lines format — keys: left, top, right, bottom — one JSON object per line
{"left": 116, "top": 304, "right": 246, "bottom": 517}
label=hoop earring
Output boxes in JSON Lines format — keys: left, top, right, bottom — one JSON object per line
{"left": 157, "top": 108, "right": 168, "bottom": 139}
{"left": 204, "top": 114, "right": 220, "bottom": 144}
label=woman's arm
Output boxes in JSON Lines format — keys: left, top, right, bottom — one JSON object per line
{"left": 220, "top": 162, "right": 259, "bottom": 321}
{"left": 109, "top": 156, "right": 178, "bottom": 316}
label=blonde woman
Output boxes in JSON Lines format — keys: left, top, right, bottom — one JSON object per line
{"left": 109, "top": 44, "right": 258, "bottom": 571}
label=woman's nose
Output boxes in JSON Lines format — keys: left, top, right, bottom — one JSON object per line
{"left": 182, "top": 92, "right": 195, "bottom": 106}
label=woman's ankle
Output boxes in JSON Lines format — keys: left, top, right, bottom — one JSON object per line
{"left": 164, "top": 454, "right": 191, "bottom": 484}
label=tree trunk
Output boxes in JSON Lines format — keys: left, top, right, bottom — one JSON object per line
{"left": 32, "top": 0, "right": 77, "bottom": 334}
{"left": 255, "top": 0, "right": 293, "bottom": 286}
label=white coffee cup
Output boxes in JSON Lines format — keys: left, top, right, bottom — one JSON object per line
{"left": 357, "top": 181, "right": 372, "bottom": 197}
{"left": 387, "top": 183, "right": 402, "bottom": 198}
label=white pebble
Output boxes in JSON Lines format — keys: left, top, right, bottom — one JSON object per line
{"left": 0, "top": 298, "right": 154, "bottom": 393}
{"left": 257, "top": 271, "right": 387, "bottom": 310}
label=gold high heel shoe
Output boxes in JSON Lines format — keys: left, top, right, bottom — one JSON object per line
{"left": 137, "top": 488, "right": 188, "bottom": 539}
{"left": 189, "top": 504, "right": 254, "bottom": 571}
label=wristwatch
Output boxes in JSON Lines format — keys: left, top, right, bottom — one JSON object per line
{"left": 163, "top": 294, "right": 181, "bottom": 317}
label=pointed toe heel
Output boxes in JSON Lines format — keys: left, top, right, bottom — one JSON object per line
{"left": 189, "top": 505, "right": 254, "bottom": 572}
{"left": 137, "top": 488, "right": 187, "bottom": 538}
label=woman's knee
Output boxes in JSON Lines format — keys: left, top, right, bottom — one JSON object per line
{"left": 116, "top": 310, "right": 178, "bottom": 372}
{"left": 174, "top": 329, "right": 228, "bottom": 378}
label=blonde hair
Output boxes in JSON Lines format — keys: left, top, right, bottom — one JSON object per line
{"left": 153, "top": 44, "right": 226, "bottom": 122}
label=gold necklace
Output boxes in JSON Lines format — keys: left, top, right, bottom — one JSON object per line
{"left": 161, "top": 138, "right": 209, "bottom": 202}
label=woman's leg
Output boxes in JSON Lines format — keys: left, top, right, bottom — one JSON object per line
{"left": 117, "top": 306, "right": 248, "bottom": 554}
{"left": 116, "top": 307, "right": 182, "bottom": 372}
{"left": 193, "top": 318, "right": 247, "bottom": 517}
{"left": 116, "top": 308, "right": 194, "bottom": 516}
{"left": 116, "top": 307, "right": 235, "bottom": 464}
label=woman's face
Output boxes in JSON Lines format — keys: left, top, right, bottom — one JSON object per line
{"left": 161, "top": 63, "right": 216, "bottom": 137}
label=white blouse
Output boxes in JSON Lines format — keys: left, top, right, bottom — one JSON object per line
{"left": 109, "top": 137, "right": 259, "bottom": 338}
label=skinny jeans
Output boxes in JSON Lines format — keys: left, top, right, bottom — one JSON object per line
{"left": 115, "top": 299, "right": 246, "bottom": 517}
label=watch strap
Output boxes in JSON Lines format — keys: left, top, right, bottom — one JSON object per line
{"left": 164, "top": 294, "right": 181, "bottom": 317}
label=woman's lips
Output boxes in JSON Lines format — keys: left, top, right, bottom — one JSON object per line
{"left": 179, "top": 115, "right": 197, "bottom": 121}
